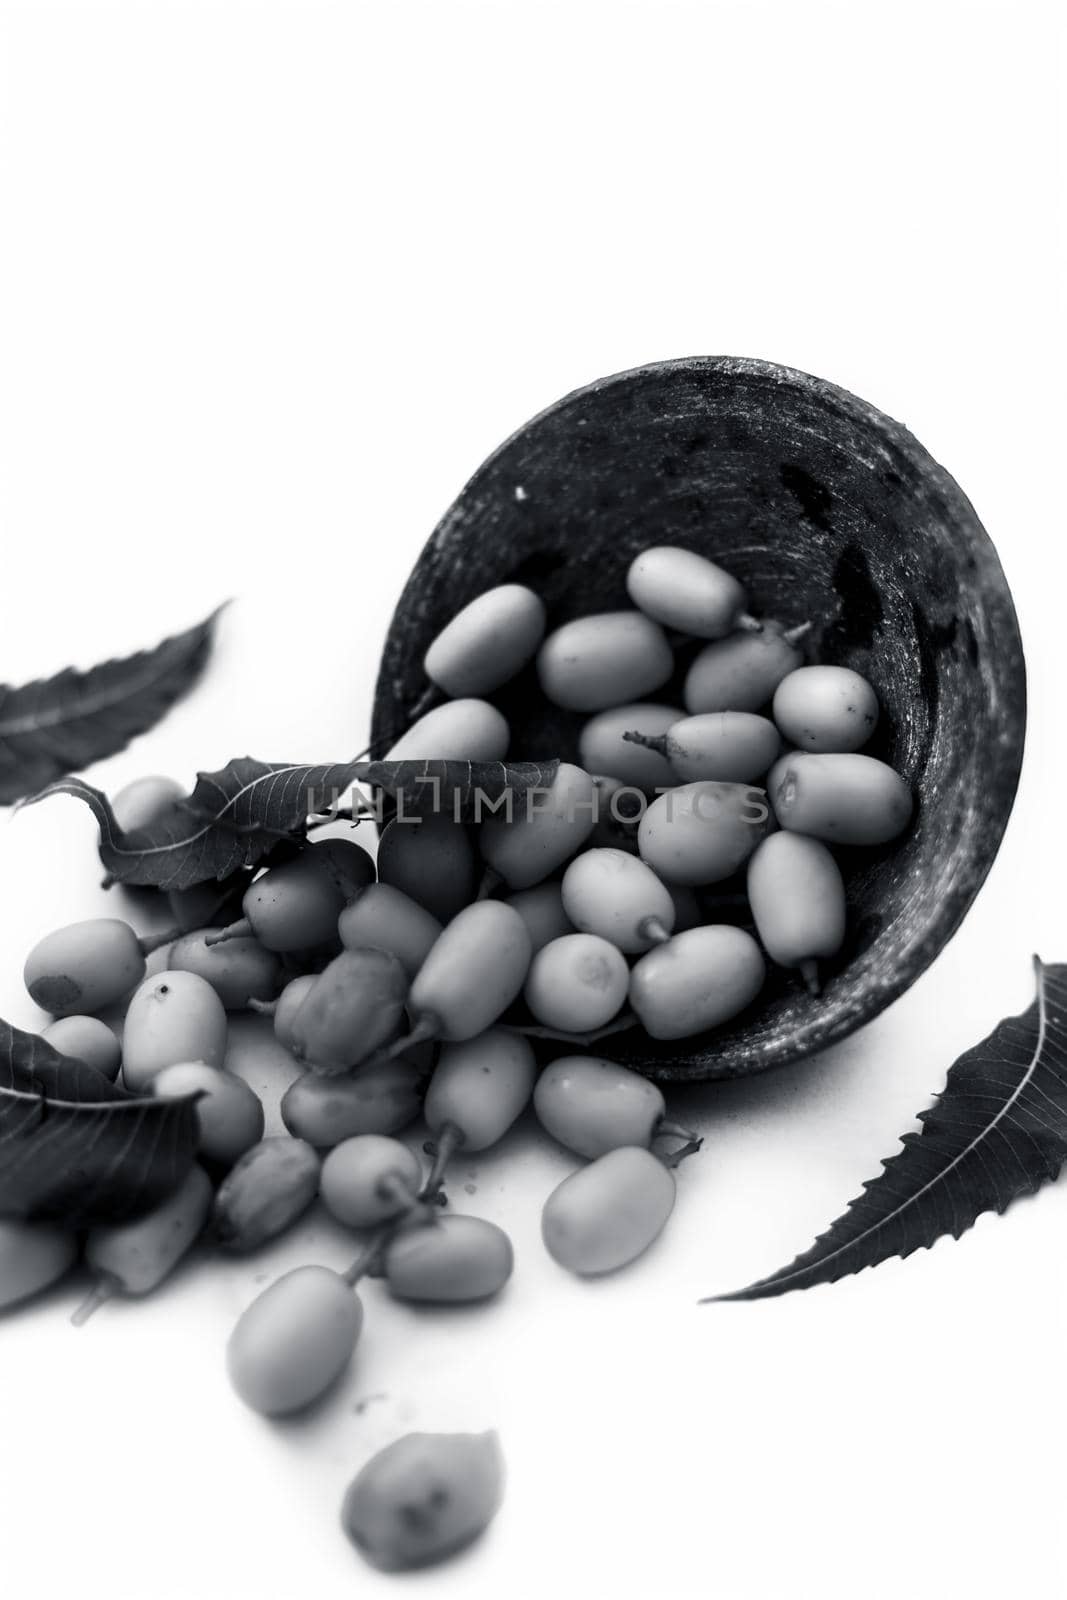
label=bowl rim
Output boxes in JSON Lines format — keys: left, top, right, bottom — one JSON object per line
{"left": 373, "top": 355, "right": 1028, "bottom": 1079}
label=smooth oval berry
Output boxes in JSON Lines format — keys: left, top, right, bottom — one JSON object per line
{"left": 237, "top": 841, "right": 375, "bottom": 952}
{"left": 506, "top": 883, "right": 574, "bottom": 954}
{"left": 151, "top": 1061, "right": 265, "bottom": 1168}
{"left": 630, "top": 925, "right": 765, "bottom": 1038}
{"left": 424, "top": 1028, "right": 536, "bottom": 1151}
{"left": 637, "top": 781, "right": 769, "bottom": 885}
{"left": 772, "top": 664, "right": 880, "bottom": 752}
{"left": 409, "top": 902, "right": 531, "bottom": 1041}
{"left": 289, "top": 948, "right": 409, "bottom": 1074}
{"left": 385, "top": 698, "right": 509, "bottom": 762}
{"left": 227, "top": 1265, "right": 363, "bottom": 1416}
{"left": 377, "top": 816, "right": 478, "bottom": 924}
{"left": 270, "top": 974, "right": 318, "bottom": 1051}
{"left": 424, "top": 584, "right": 546, "bottom": 697}
{"left": 0, "top": 1219, "right": 78, "bottom": 1311}
{"left": 533, "top": 1056, "right": 666, "bottom": 1159}
{"left": 561, "top": 847, "right": 676, "bottom": 953}
{"left": 769, "top": 752, "right": 913, "bottom": 845}
{"left": 637, "top": 711, "right": 782, "bottom": 783}
{"left": 79, "top": 1166, "right": 213, "bottom": 1309}
{"left": 341, "top": 1431, "right": 505, "bottom": 1573}
{"left": 747, "top": 833, "right": 846, "bottom": 984}
{"left": 122, "top": 971, "right": 228, "bottom": 1091}
{"left": 167, "top": 929, "right": 280, "bottom": 1010}
{"left": 338, "top": 884, "right": 442, "bottom": 977}
{"left": 111, "top": 774, "right": 184, "bottom": 833}
{"left": 212, "top": 1137, "right": 322, "bottom": 1252}
{"left": 537, "top": 612, "right": 674, "bottom": 712}
{"left": 320, "top": 1135, "right": 422, "bottom": 1228}
{"left": 578, "top": 703, "right": 679, "bottom": 792}
{"left": 684, "top": 621, "right": 805, "bottom": 714}
{"left": 25, "top": 919, "right": 146, "bottom": 1017}
{"left": 42, "top": 1015, "right": 122, "bottom": 1080}
{"left": 524, "top": 934, "right": 629, "bottom": 1033}
{"left": 479, "top": 763, "right": 597, "bottom": 890}
{"left": 281, "top": 1059, "right": 424, "bottom": 1146}
{"left": 384, "top": 1215, "right": 513, "bottom": 1303}
{"left": 627, "top": 546, "right": 752, "bottom": 638}
{"left": 542, "top": 1147, "right": 676, "bottom": 1275}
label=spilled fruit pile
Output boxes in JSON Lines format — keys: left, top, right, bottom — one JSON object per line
{"left": 3, "top": 544, "right": 912, "bottom": 1573}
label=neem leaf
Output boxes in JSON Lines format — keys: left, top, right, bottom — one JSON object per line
{"left": 711, "top": 957, "right": 1067, "bottom": 1302}
{"left": 355, "top": 758, "right": 560, "bottom": 818}
{"left": 26, "top": 756, "right": 560, "bottom": 890}
{"left": 0, "top": 608, "right": 224, "bottom": 806}
{"left": 0, "top": 1020, "right": 200, "bottom": 1226}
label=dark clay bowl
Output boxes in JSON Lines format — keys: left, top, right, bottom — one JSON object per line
{"left": 372, "top": 357, "right": 1026, "bottom": 1081}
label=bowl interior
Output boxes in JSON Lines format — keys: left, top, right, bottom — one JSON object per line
{"left": 372, "top": 357, "right": 1026, "bottom": 1080}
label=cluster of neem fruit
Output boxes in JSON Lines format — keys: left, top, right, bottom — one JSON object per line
{"left": 386, "top": 541, "right": 913, "bottom": 1025}
{"left": 1, "top": 543, "right": 912, "bottom": 1574}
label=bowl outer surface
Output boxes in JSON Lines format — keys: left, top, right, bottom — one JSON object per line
{"left": 372, "top": 356, "right": 1026, "bottom": 1080}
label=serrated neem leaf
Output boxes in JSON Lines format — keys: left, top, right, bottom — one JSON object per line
{"left": 26, "top": 757, "right": 561, "bottom": 889}
{"left": 353, "top": 758, "right": 560, "bottom": 819}
{"left": 0, "top": 608, "right": 223, "bottom": 806}
{"left": 711, "top": 958, "right": 1067, "bottom": 1302}
{"left": 0, "top": 1020, "right": 201, "bottom": 1226}
{"left": 25, "top": 760, "right": 365, "bottom": 890}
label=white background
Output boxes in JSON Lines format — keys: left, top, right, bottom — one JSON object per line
{"left": 1, "top": 3, "right": 1065, "bottom": 1597}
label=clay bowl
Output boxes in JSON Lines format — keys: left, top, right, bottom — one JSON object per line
{"left": 372, "top": 356, "right": 1026, "bottom": 1081}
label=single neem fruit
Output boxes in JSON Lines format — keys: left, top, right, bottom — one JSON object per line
{"left": 772, "top": 664, "right": 879, "bottom": 753}
{"left": 227, "top": 1264, "right": 364, "bottom": 1416}
{"left": 403, "top": 901, "right": 532, "bottom": 1044}
{"left": 627, "top": 711, "right": 781, "bottom": 784}
{"left": 167, "top": 928, "right": 280, "bottom": 1010}
{"left": 637, "top": 780, "right": 769, "bottom": 886}
{"left": 319, "top": 1135, "right": 423, "bottom": 1228}
{"left": 341, "top": 1430, "right": 504, "bottom": 1572}
{"left": 280, "top": 1059, "right": 424, "bottom": 1146}
{"left": 151, "top": 1061, "right": 265, "bottom": 1169}
{"left": 42, "top": 1015, "right": 121, "bottom": 1080}
{"left": 384, "top": 1215, "right": 514, "bottom": 1303}
{"left": 479, "top": 763, "right": 598, "bottom": 890}
{"left": 423, "top": 583, "right": 546, "bottom": 698}
{"left": 542, "top": 1146, "right": 677, "bottom": 1275}
{"left": 578, "top": 702, "right": 679, "bottom": 792}
{"left": 523, "top": 933, "right": 629, "bottom": 1032}
{"left": 561, "top": 847, "right": 676, "bottom": 953}
{"left": 384, "top": 698, "right": 509, "bottom": 762}
{"left": 289, "top": 948, "right": 409, "bottom": 1075}
{"left": 626, "top": 545, "right": 757, "bottom": 638}
{"left": 73, "top": 1166, "right": 214, "bottom": 1324}
{"left": 212, "top": 1137, "right": 322, "bottom": 1252}
{"left": 683, "top": 620, "right": 808, "bottom": 714}
{"left": 537, "top": 612, "right": 674, "bottom": 712}
{"left": 24, "top": 918, "right": 154, "bottom": 1017}
{"left": 122, "top": 970, "right": 228, "bottom": 1091}
{"left": 208, "top": 839, "right": 374, "bottom": 953}
{"left": 630, "top": 924, "right": 765, "bottom": 1038}
{"left": 747, "top": 832, "right": 846, "bottom": 992}
{"left": 110, "top": 774, "right": 184, "bottom": 833}
{"left": 533, "top": 1056, "right": 669, "bottom": 1159}
{"left": 338, "top": 883, "right": 442, "bottom": 977}
{"left": 769, "top": 752, "right": 913, "bottom": 845}
{"left": 424, "top": 1028, "right": 537, "bottom": 1153}
{"left": 377, "top": 815, "right": 478, "bottom": 924}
